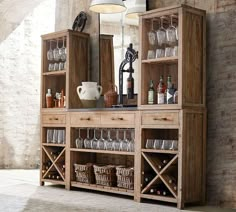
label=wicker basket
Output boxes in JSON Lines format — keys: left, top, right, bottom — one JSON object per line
{"left": 74, "top": 163, "right": 94, "bottom": 184}
{"left": 93, "top": 165, "right": 116, "bottom": 186}
{"left": 116, "top": 166, "right": 134, "bottom": 190}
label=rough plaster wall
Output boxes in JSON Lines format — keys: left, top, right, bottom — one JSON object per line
{"left": 149, "top": 0, "right": 236, "bottom": 208}
{"left": 0, "top": 0, "right": 43, "bottom": 43}
{"left": 0, "top": 0, "right": 55, "bottom": 168}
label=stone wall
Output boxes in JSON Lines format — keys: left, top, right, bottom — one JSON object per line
{"left": 0, "top": 0, "right": 55, "bottom": 168}
{"left": 149, "top": 0, "right": 236, "bottom": 208}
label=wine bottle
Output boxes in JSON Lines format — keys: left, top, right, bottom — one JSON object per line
{"left": 148, "top": 80, "right": 154, "bottom": 104}
{"left": 166, "top": 75, "right": 175, "bottom": 104}
{"left": 127, "top": 72, "right": 134, "bottom": 99}
{"left": 157, "top": 75, "right": 166, "bottom": 104}
{"left": 150, "top": 188, "right": 157, "bottom": 194}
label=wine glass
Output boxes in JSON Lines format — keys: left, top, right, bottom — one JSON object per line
{"left": 75, "top": 128, "right": 83, "bottom": 148}
{"left": 84, "top": 128, "right": 91, "bottom": 149}
{"left": 53, "top": 39, "right": 60, "bottom": 61}
{"left": 120, "top": 129, "right": 128, "bottom": 151}
{"left": 47, "top": 40, "right": 54, "bottom": 61}
{"left": 105, "top": 129, "right": 113, "bottom": 150}
{"left": 91, "top": 128, "right": 98, "bottom": 149}
{"left": 60, "top": 37, "right": 67, "bottom": 62}
{"left": 58, "top": 129, "right": 64, "bottom": 144}
{"left": 52, "top": 129, "right": 58, "bottom": 144}
{"left": 127, "top": 129, "right": 135, "bottom": 152}
{"left": 166, "top": 14, "right": 177, "bottom": 45}
{"left": 112, "top": 129, "right": 121, "bottom": 151}
{"left": 148, "top": 19, "right": 157, "bottom": 46}
{"left": 156, "top": 16, "right": 167, "bottom": 46}
{"left": 97, "top": 129, "right": 105, "bottom": 150}
{"left": 145, "top": 139, "right": 154, "bottom": 149}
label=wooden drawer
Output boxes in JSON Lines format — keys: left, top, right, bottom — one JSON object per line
{"left": 70, "top": 113, "right": 101, "bottom": 126}
{"left": 42, "top": 114, "right": 66, "bottom": 124}
{"left": 142, "top": 111, "right": 179, "bottom": 126}
{"left": 101, "top": 113, "right": 135, "bottom": 126}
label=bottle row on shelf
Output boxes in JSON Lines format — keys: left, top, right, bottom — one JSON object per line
{"left": 148, "top": 75, "right": 178, "bottom": 105}
{"left": 74, "top": 128, "right": 135, "bottom": 152}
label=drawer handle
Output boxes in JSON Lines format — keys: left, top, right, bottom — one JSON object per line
{"left": 80, "top": 118, "right": 91, "bottom": 121}
{"left": 111, "top": 117, "right": 124, "bottom": 121}
{"left": 49, "top": 118, "right": 59, "bottom": 121}
{"left": 153, "top": 117, "right": 168, "bottom": 121}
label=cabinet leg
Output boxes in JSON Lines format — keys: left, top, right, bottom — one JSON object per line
{"left": 177, "top": 201, "right": 184, "bottom": 209}
{"left": 65, "top": 184, "right": 71, "bottom": 190}
{"left": 134, "top": 196, "right": 141, "bottom": 202}
{"left": 40, "top": 181, "right": 44, "bottom": 186}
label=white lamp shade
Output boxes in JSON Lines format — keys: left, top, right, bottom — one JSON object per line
{"left": 89, "top": 0, "right": 126, "bottom": 14}
{"left": 126, "top": 0, "right": 146, "bottom": 19}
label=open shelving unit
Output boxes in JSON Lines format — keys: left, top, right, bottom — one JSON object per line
{"left": 136, "top": 5, "right": 206, "bottom": 209}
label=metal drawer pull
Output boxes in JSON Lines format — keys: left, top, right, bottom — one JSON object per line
{"left": 80, "top": 117, "right": 91, "bottom": 121}
{"left": 153, "top": 117, "right": 168, "bottom": 121}
{"left": 49, "top": 117, "right": 59, "bottom": 121}
{"left": 111, "top": 117, "right": 124, "bottom": 121}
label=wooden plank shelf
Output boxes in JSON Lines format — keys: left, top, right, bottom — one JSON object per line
{"left": 142, "top": 149, "right": 178, "bottom": 154}
{"left": 140, "top": 193, "right": 177, "bottom": 203}
{"left": 71, "top": 181, "right": 134, "bottom": 196}
{"left": 42, "top": 179, "right": 65, "bottom": 185}
{"left": 141, "top": 56, "right": 178, "bottom": 64}
{"left": 43, "top": 143, "right": 66, "bottom": 147}
{"left": 70, "top": 148, "right": 135, "bottom": 156}
{"left": 42, "top": 70, "right": 66, "bottom": 76}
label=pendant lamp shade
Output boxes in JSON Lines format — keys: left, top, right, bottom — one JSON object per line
{"left": 126, "top": 0, "right": 146, "bottom": 19}
{"left": 89, "top": 0, "right": 126, "bottom": 14}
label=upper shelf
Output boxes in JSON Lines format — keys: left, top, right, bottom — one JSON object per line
{"left": 43, "top": 70, "right": 66, "bottom": 76}
{"left": 142, "top": 56, "right": 178, "bottom": 64}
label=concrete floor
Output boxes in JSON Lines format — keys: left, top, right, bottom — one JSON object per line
{"left": 0, "top": 170, "right": 234, "bottom": 212}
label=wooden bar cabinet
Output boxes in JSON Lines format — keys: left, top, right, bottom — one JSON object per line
{"left": 40, "top": 5, "right": 206, "bottom": 209}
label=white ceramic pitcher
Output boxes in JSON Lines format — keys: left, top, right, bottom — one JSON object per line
{"left": 77, "top": 82, "right": 102, "bottom": 101}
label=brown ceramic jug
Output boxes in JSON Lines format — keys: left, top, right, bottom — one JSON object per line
{"left": 104, "top": 84, "right": 118, "bottom": 107}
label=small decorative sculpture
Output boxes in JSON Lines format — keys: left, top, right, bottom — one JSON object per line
{"left": 119, "top": 43, "right": 138, "bottom": 105}
{"left": 72, "top": 11, "right": 87, "bottom": 32}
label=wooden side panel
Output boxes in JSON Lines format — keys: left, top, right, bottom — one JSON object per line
{"left": 68, "top": 33, "right": 89, "bottom": 109}
{"left": 100, "top": 34, "right": 114, "bottom": 94}
{"left": 182, "top": 110, "right": 205, "bottom": 203}
{"left": 182, "top": 10, "right": 205, "bottom": 106}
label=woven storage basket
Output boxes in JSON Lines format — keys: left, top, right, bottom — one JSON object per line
{"left": 116, "top": 166, "right": 134, "bottom": 190}
{"left": 93, "top": 165, "right": 116, "bottom": 186}
{"left": 74, "top": 163, "right": 94, "bottom": 184}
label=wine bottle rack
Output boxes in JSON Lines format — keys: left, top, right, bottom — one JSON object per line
{"left": 141, "top": 152, "right": 178, "bottom": 199}
{"left": 42, "top": 146, "right": 66, "bottom": 183}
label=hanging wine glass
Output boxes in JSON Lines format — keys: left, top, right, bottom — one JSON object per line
{"left": 75, "top": 128, "right": 83, "bottom": 148}
{"left": 105, "top": 129, "right": 113, "bottom": 151}
{"left": 112, "top": 129, "right": 121, "bottom": 151}
{"left": 91, "top": 128, "right": 98, "bottom": 149}
{"left": 84, "top": 128, "right": 91, "bottom": 149}
{"left": 128, "top": 129, "right": 135, "bottom": 152}
{"left": 156, "top": 16, "right": 167, "bottom": 46}
{"left": 120, "top": 129, "right": 128, "bottom": 151}
{"left": 60, "top": 37, "right": 67, "bottom": 62}
{"left": 166, "top": 14, "right": 177, "bottom": 45}
{"left": 148, "top": 19, "right": 157, "bottom": 46}
{"left": 97, "top": 129, "right": 105, "bottom": 150}
{"left": 53, "top": 39, "right": 60, "bottom": 61}
{"left": 47, "top": 40, "right": 54, "bottom": 61}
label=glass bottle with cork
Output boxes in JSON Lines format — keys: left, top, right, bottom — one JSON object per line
{"left": 157, "top": 75, "right": 166, "bottom": 104}
{"left": 148, "top": 80, "right": 154, "bottom": 104}
{"left": 166, "top": 75, "right": 175, "bottom": 104}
